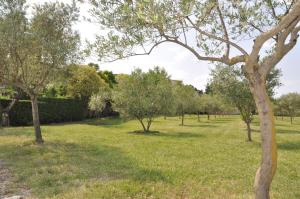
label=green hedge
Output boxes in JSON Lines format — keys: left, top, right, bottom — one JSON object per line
{"left": 0, "top": 98, "right": 86, "bottom": 126}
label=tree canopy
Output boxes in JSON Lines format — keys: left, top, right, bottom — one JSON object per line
{"left": 112, "top": 67, "right": 174, "bottom": 132}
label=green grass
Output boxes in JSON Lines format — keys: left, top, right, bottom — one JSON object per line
{"left": 0, "top": 115, "right": 299, "bottom": 199}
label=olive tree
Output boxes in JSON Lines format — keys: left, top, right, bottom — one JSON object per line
{"left": 113, "top": 67, "right": 174, "bottom": 132}
{"left": 0, "top": 0, "right": 80, "bottom": 143}
{"left": 174, "top": 83, "right": 198, "bottom": 126}
{"left": 210, "top": 65, "right": 281, "bottom": 141}
{"left": 89, "top": 0, "right": 300, "bottom": 197}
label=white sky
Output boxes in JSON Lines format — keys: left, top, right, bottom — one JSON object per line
{"left": 28, "top": 0, "right": 300, "bottom": 96}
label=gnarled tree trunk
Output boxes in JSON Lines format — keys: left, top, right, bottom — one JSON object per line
{"left": 248, "top": 71, "right": 277, "bottom": 199}
{"left": 30, "top": 95, "right": 44, "bottom": 144}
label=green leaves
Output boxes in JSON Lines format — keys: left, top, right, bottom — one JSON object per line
{"left": 112, "top": 67, "right": 175, "bottom": 123}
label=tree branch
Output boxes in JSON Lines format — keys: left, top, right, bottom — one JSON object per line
{"left": 185, "top": 16, "right": 248, "bottom": 56}
{"left": 248, "top": 1, "right": 300, "bottom": 66}
{"left": 216, "top": 1, "right": 230, "bottom": 58}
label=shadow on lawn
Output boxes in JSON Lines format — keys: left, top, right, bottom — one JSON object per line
{"left": 276, "top": 129, "right": 300, "bottom": 135}
{"left": 278, "top": 141, "right": 300, "bottom": 151}
{"left": 0, "top": 140, "right": 168, "bottom": 197}
{"left": 128, "top": 130, "right": 204, "bottom": 139}
{"left": 79, "top": 117, "right": 124, "bottom": 126}
{"left": 183, "top": 124, "right": 217, "bottom": 128}
{"left": 0, "top": 127, "right": 33, "bottom": 137}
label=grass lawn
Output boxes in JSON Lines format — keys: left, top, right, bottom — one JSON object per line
{"left": 0, "top": 115, "right": 299, "bottom": 199}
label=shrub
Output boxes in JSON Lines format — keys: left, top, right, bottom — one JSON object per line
{"left": 0, "top": 98, "right": 86, "bottom": 126}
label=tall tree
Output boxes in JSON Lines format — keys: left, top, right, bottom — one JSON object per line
{"left": 0, "top": 0, "right": 80, "bottom": 143}
{"left": 88, "top": 1, "right": 300, "bottom": 196}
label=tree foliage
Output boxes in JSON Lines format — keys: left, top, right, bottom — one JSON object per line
{"left": 276, "top": 93, "right": 300, "bottom": 124}
{"left": 67, "top": 65, "right": 108, "bottom": 102}
{"left": 112, "top": 67, "right": 174, "bottom": 132}
{"left": 174, "top": 82, "right": 198, "bottom": 125}
{"left": 0, "top": 0, "right": 80, "bottom": 143}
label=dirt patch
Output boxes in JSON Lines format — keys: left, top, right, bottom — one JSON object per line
{"left": 0, "top": 160, "right": 30, "bottom": 199}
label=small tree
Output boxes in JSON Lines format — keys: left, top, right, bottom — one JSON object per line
{"left": 113, "top": 67, "right": 174, "bottom": 132}
{"left": 0, "top": 1, "right": 80, "bottom": 143}
{"left": 199, "top": 94, "right": 219, "bottom": 120}
{"left": 89, "top": 87, "right": 112, "bottom": 116}
{"left": 278, "top": 93, "right": 300, "bottom": 124}
{"left": 273, "top": 100, "right": 285, "bottom": 120}
{"left": 174, "top": 83, "right": 198, "bottom": 126}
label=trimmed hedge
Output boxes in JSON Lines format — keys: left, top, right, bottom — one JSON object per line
{"left": 0, "top": 98, "right": 86, "bottom": 126}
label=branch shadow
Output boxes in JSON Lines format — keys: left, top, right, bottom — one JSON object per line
{"left": 128, "top": 130, "right": 204, "bottom": 139}
{"left": 183, "top": 124, "right": 217, "bottom": 128}
{"left": 76, "top": 117, "right": 125, "bottom": 127}
{"left": 0, "top": 127, "right": 33, "bottom": 137}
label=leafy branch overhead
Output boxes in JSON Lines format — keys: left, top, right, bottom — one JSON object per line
{"left": 89, "top": 0, "right": 300, "bottom": 69}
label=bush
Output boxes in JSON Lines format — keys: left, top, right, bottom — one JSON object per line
{"left": 0, "top": 98, "right": 86, "bottom": 126}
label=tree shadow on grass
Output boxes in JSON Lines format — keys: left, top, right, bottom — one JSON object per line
{"left": 0, "top": 127, "right": 33, "bottom": 137}
{"left": 77, "top": 117, "right": 125, "bottom": 126}
{"left": 0, "top": 140, "right": 168, "bottom": 198}
{"left": 278, "top": 141, "right": 300, "bottom": 151}
{"left": 276, "top": 129, "right": 300, "bottom": 135}
{"left": 128, "top": 130, "right": 204, "bottom": 139}
{"left": 182, "top": 124, "right": 217, "bottom": 128}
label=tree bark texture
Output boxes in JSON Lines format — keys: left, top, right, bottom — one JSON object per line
{"left": 30, "top": 96, "right": 44, "bottom": 144}
{"left": 247, "top": 72, "right": 277, "bottom": 199}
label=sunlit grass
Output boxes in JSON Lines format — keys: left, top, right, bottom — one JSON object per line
{"left": 0, "top": 115, "right": 299, "bottom": 198}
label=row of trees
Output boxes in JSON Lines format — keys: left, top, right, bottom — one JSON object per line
{"left": 89, "top": 66, "right": 236, "bottom": 133}
{"left": 87, "top": 0, "right": 300, "bottom": 197}
{"left": 274, "top": 93, "right": 300, "bottom": 124}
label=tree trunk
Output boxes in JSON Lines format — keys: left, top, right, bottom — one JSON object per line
{"left": 207, "top": 114, "right": 210, "bottom": 120}
{"left": 181, "top": 112, "right": 184, "bottom": 126}
{"left": 197, "top": 112, "right": 200, "bottom": 122}
{"left": 290, "top": 116, "right": 293, "bottom": 124}
{"left": 138, "top": 119, "right": 147, "bottom": 132}
{"left": 164, "top": 115, "right": 166, "bottom": 120}
{"left": 30, "top": 96, "right": 44, "bottom": 144}
{"left": 249, "top": 78, "right": 277, "bottom": 199}
{"left": 146, "top": 119, "right": 152, "bottom": 132}
{"left": 246, "top": 121, "right": 252, "bottom": 142}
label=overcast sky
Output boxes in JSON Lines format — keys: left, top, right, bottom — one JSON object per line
{"left": 28, "top": 0, "right": 299, "bottom": 97}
